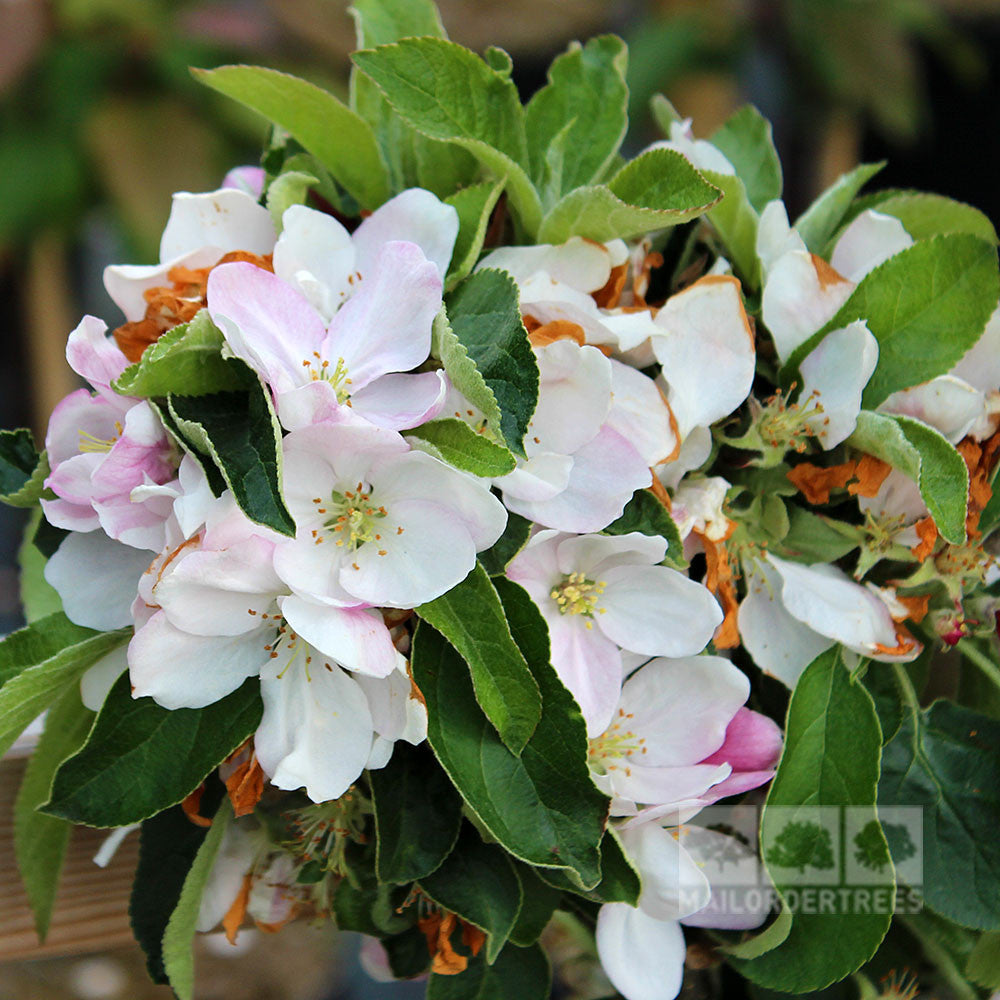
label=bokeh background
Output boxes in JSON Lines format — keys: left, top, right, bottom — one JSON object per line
{"left": 1, "top": 1, "right": 998, "bottom": 997}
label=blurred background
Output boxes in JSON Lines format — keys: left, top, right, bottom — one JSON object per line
{"left": 0, "top": 0, "right": 998, "bottom": 997}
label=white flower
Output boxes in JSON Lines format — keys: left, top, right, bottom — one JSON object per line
{"left": 646, "top": 119, "right": 736, "bottom": 176}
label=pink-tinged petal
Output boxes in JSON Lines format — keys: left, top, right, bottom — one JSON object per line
{"left": 353, "top": 188, "right": 459, "bottom": 280}
{"left": 799, "top": 321, "right": 879, "bottom": 448}
{"left": 619, "top": 822, "right": 711, "bottom": 921}
{"left": 207, "top": 261, "right": 327, "bottom": 394}
{"left": 95, "top": 487, "right": 173, "bottom": 551}
{"left": 256, "top": 652, "right": 373, "bottom": 803}
{"left": 104, "top": 248, "right": 221, "bottom": 323}
{"left": 155, "top": 536, "right": 283, "bottom": 636}
{"left": 653, "top": 276, "right": 755, "bottom": 438}
{"left": 761, "top": 251, "right": 854, "bottom": 363}
{"left": 272, "top": 534, "right": 356, "bottom": 608}
{"left": 351, "top": 371, "right": 448, "bottom": 429}
{"left": 605, "top": 762, "right": 731, "bottom": 811}
{"left": 607, "top": 360, "right": 678, "bottom": 466}
{"left": 547, "top": 612, "right": 622, "bottom": 736}
{"left": 599, "top": 566, "right": 723, "bottom": 658}
{"left": 65, "top": 316, "right": 128, "bottom": 395}
{"left": 46, "top": 390, "right": 125, "bottom": 466}
{"left": 738, "top": 560, "right": 834, "bottom": 688}
{"left": 701, "top": 707, "right": 783, "bottom": 772}
{"left": 278, "top": 596, "right": 397, "bottom": 678}
{"left": 830, "top": 209, "right": 913, "bottom": 283}
{"left": 129, "top": 612, "right": 266, "bottom": 709}
{"left": 555, "top": 530, "right": 665, "bottom": 577}
{"left": 506, "top": 529, "right": 563, "bottom": 592}
{"left": 80, "top": 646, "right": 128, "bottom": 711}
{"left": 531, "top": 341, "right": 611, "bottom": 456}
{"left": 505, "top": 426, "right": 649, "bottom": 533}
{"left": 677, "top": 827, "right": 769, "bottom": 930}
{"left": 857, "top": 468, "right": 927, "bottom": 525}
{"left": 617, "top": 656, "right": 748, "bottom": 766}
{"left": 879, "top": 375, "right": 985, "bottom": 444}
{"left": 40, "top": 496, "right": 100, "bottom": 534}
{"left": 45, "top": 531, "right": 152, "bottom": 630}
{"left": 495, "top": 452, "right": 574, "bottom": 502}
{"left": 92, "top": 402, "right": 174, "bottom": 498}
{"left": 596, "top": 904, "right": 685, "bottom": 1000}
{"left": 45, "top": 453, "right": 104, "bottom": 507}
{"left": 324, "top": 241, "right": 441, "bottom": 389}
{"left": 159, "top": 188, "right": 275, "bottom": 262}
{"left": 272, "top": 204, "right": 355, "bottom": 319}
{"left": 479, "top": 238, "right": 614, "bottom": 292}
{"left": 222, "top": 165, "right": 266, "bottom": 198}
{"left": 275, "top": 381, "right": 345, "bottom": 432}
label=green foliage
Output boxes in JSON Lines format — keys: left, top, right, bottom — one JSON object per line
{"left": 478, "top": 514, "right": 532, "bottom": 577}
{"left": 508, "top": 864, "right": 562, "bottom": 946}
{"left": 535, "top": 828, "right": 642, "bottom": 906}
{"left": 703, "top": 171, "right": 760, "bottom": 291}
{"left": 794, "top": 162, "right": 885, "bottom": 254}
{"left": 416, "top": 563, "right": 541, "bottom": 754}
{"left": 43, "top": 672, "right": 262, "bottom": 827}
{"left": 444, "top": 180, "right": 505, "bottom": 289}
{"left": 844, "top": 190, "right": 998, "bottom": 245}
{"left": 13, "top": 687, "right": 94, "bottom": 939}
{"left": 710, "top": 105, "right": 782, "bottom": 212}
{"left": 776, "top": 507, "right": 862, "bottom": 563}
{"left": 445, "top": 269, "right": 539, "bottom": 458}
{"left": 427, "top": 942, "right": 551, "bottom": 999}
{"left": 967, "top": 931, "right": 1000, "bottom": 989}
{"left": 371, "top": 741, "right": 463, "bottom": 884}
{"left": 113, "top": 310, "right": 244, "bottom": 398}
{"left": 604, "top": 488, "right": 686, "bottom": 569}
{"left": 17, "top": 512, "right": 63, "bottom": 622}
{"left": 0, "top": 428, "right": 51, "bottom": 508}
{"left": 404, "top": 419, "right": 516, "bottom": 477}
{"left": 194, "top": 65, "right": 390, "bottom": 210}
{"left": 265, "top": 170, "right": 317, "bottom": 230}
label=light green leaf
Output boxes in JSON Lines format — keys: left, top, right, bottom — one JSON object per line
{"left": 194, "top": 65, "right": 389, "bottom": 210}
{"left": 411, "top": 580, "right": 608, "bottom": 888}
{"left": 419, "top": 822, "right": 523, "bottom": 963}
{"left": 43, "top": 672, "right": 262, "bottom": 827}
{"left": 844, "top": 190, "right": 998, "bottom": 246}
{"left": 650, "top": 92, "right": 682, "bottom": 133}
{"left": 351, "top": 38, "right": 542, "bottom": 234}
{"left": 537, "top": 148, "right": 721, "bottom": 244}
{"left": 719, "top": 905, "right": 792, "bottom": 960}
{"left": 0, "top": 428, "right": 51, "bottom": 508}
{"left": 484, "top": 46, "right": 513, "bottom": 76}
{"left": 604, "top": 488, "right": 686, "bottom": 569}
{"left": 445, "top": 269, "right": 539, "bottom": 458}
{"left": 968, "top": 931, "right": 1000, "bottom": 988}
{"left": 427, "top": 942, "right": 550, "bottom": 1000}
{"left": 113, "top": 310, "right": 245, "bottom": 399}
{"left": 404, "top": 418, "right": 515, "bottom": 476}
{"left": 703, "top": 171, "right": 760, "bottom": 292}
{"left": 0, "top": 614, "right": 128, "bottom": 759}
{"left": 168, "top": 371, "right": 295, "bottom": 537}
{"left": 733, "top": 648, "right": 893, "bottom": 991}
{"left": 18, "top": 511, "right": 62, "bottom": 622}
{"left": 710, "top": 105, "right": 782, "bottom": 212}
{"left": 782, "top": 234, "right": 1000, "bottom": 408}
{"left": 776, "top": 507, "right": 862, "bottom": 564}
{"left": 794, "top": 162, "right": 886, "bottom": 254}
{"left": 416, "top": 563, "right": 541, "bottom": 754}
{"left": 349, "top": 0, "right": 445, "bottom": 47}
{"left": 14, "top": 687, "right": 94, "bottom": 939}
{"left": 847, "top": 411, "right": 969, "bottom": 544}
{"left": 266, "top": 170, "right": 317, "bottom": 230}
{"left": 162, "top": 799, "right": 232, "bottom": 1000}
{"left": 524, "top": 36, "right": 628, "bottom": 200}
{"left": 444, "top": 179, "right": 505, "bottom": 290}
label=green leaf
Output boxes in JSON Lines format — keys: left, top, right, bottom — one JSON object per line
{"left": 419, "top": 822, "right": 523, "bottom": 963}
{"left": 194, "top": 65, "right": 390, "bottom": 210}
{"left": 0, "top": 614, "right": 128, "bottom": 759}
{"left": 847, "top": 411, "right": 969, "bottom": 544}
{"left": 18, "top": 511, "right": 62, "bottom": 622}
{"left": 710, "top": 105, "right": 782, "bottom": 212}
{"left": 793, "top": 162, "right": 885, "bottom": 254}
{"left": 445, "top": 269, "right": 539, "bottom": 458}
{"left": 130, "top": 789, "right": 223, "bottom": 984}
{"left": 508, "top": 864, "right": 561, "bottom": 946}
{"left": 478, "top": 513, "right": 532, "bottom": 577}
{"left": 444, "top": 180, "right": 505, "bottom": 290}
{"left": 411, "top": 581, "right": 608, "bottom": 888}
{"left": 537, "top": 148, "right": 721, "bottom": 244}
{"left": 351, "top": 39, "right": 542, "bottom": 235}
{"left": 719, "top": 906, "right": 793, "bottom": 960}
{"left": 14, "top": 687, "right": 94, "bottom": 939}
{"left": 371, "top": 740, "right": 464, "bottom": 884}
{"left": 168, "top": 374, "right": 295, "bottom": 537}
{"left": 43, "top": 672, "right": 262, "bottom": 827}
{"left": 535, "top": 828, "right": 641, "bottom": 906}
{"left": 350, "top": 0, "right": 446, "bottom": 47}
{"left": 524, "top": 36, "right": 628, "bottom": 200}
{"left": 879, "top": 689, "right": 1000, "bottom": 930}
{"left": 733, "top": 648, "right": 893, "bottom": 991}
{"left": 650, "top": 93, "right": 682, "bottom": 132}
{"left": 404, "top": 419, "right": 516, "bottom": 476}
{"left": 968, "top": 931, "right": 1000, "bottom": 988}
{"left": 427, "top": 942, "right": 550, "bottom": 1000}
{"left": 776, "top": 507, "right": 862, "bottom": 563}
{"left": 604, "top": 488, "right": 686, "bottom": 569}
{"left": 782, "top": 234, "right": 1000, "bottom": 408}
{"left": 703, "top": 171, "right": 760, "bottom": 292}
{"left": 844, "top": 190, "right": 998, "bottom": 246}
{"left": 113, "top": 310, "right": 245, "bottom": 399}
{"left": 266, "top": 169, "right": 318, "bottom": 230}
{"left": 416, "top": 564, "right": 541, "bottom": 754}
{"left": 162, "top": 799, "right": 232, "bottom": 1000}
{"left": 0, "top": 428, "right": 50, "bottom": 508}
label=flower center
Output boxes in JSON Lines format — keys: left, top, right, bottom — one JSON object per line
{"left": 78, "top": 422, "right": 123, "bottom": 454}
{"left": 301, "top": 352, "right": 352, "bottom": 404}
{"left": 588, "top": 708, "right": 647, "bottom": 774}
{"left": 550, "top": 572, "right": 607, "bottom": 624}
{"left": 310, "top": 482, "right": 397, "bottom": 559}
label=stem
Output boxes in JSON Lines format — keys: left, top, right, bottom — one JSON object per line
{"left": 891, "top": 661, "right": 921, "bottom": 714}
{"left": 955, "top": 638, "right": 1000, "bottom": 692}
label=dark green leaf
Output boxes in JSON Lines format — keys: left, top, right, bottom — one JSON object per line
{"left": 478, "top": 513, "right": 532, "bottom": 577}
{"left": 604, "top": 488, "right": 686, "bottom": 569}
{"left": 43, "top": 673, "right": 262, "bottom": 827}
{"left": 508, "top": 863, "right": 561, "bottom": 946}
{"left": 419, "top": 822, "right": 523, "bottom": 963}
{"left": 417, "top": 564, "right": 541, "bottom": 754}
{"left": 710, "top": 105, "right": 782, "bottom": 212}
{"left": 535, "top": 829, "right": 641, "bottom": 906}
{"left": 445, "top": 269, "right": 539, "bottom": 458}
{"left": 427, "top": 942, "right": 550, "bottom": 1000}
{"left": 0, "top": 428, "right": 50, "bottom": 508}
{"left": 384, "top": 926, "right": 432, "bottom": 978}
{"left": 371, "top": 740, "right": 463, "bottom": 884}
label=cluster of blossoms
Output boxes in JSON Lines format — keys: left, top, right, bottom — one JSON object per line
{"left": 5, "top": 11, "right": 1000, "bottom": 1000}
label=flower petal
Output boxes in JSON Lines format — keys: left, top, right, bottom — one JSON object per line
{"left": 596, "top": 904, "right": 686, "bottom": 1000}
{"left": 879, "top": 374, "right": 985, "bottom": 444}
{"left": 159, "top": 188, "right": 275, "bottom": 262}
{"left": 66, "top": 316, "right": 129, "bottom": 396}
{"left": 619, "top": 821, "right": 711, "bottom": 921}
{"left": 351, "top": 371, "right": 448, "bottom": 430}
{"left": 479, "top": 237, "right": 614, "bottom": 292}
{"left": 830, "top": 209, "right": 913, "bottom": 283}
{"left": 80, "top": 645, "right": 128, "bottom": 712}
{"left": 606, "top": 360, "right": 678, "bottom": 467}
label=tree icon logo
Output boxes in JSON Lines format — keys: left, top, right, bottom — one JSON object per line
{"left": 765, "top": 819, "right": 836, "bottom": 874}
